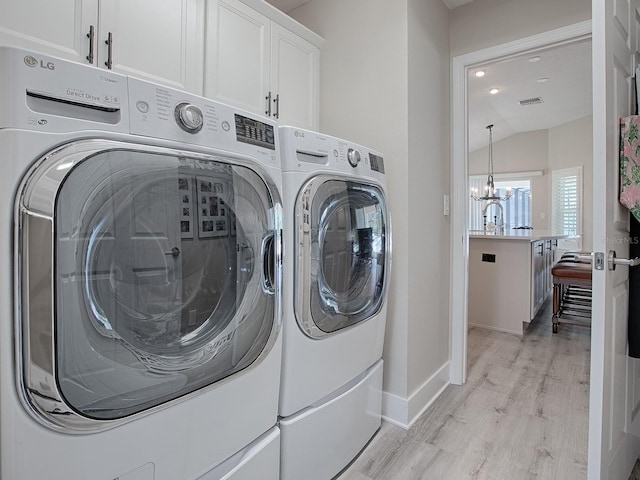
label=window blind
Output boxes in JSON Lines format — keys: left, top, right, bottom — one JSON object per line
{"left": 551, "top": 167, "right": 582, "bottom": 237}
{"left": 551, "top": 166, "right": 583, "bottom": 257}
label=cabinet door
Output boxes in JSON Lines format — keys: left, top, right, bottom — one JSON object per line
{"left": 99, "top": 0, "right": 204, "bottom": 93}
{"left": 530, "top": 241, "right": 546, "bottom": 318}
{"left": 204, "top": 0, "right": 271, "bottom": 115}
{"left": 543, "top": 240, "right": 551, "bottom": 295}
{"left": 0, "top": 0, "right": 97, "bottom": 64}
{"left": 270, "top": 23, "right": 319, "bottom": 130}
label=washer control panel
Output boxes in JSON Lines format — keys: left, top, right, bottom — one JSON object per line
{"left": 127, "top": 77, "right": 278, "bottom": 167}
{"left": 174, "top": 102, "right": 204, "bottom": 133}
{"left": 234, "top": 114, "right": 275, "bottom": 150}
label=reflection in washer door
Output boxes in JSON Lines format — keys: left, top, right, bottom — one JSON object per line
{"left": 50, "top": 148, "right": 276, "bottom": 420}
{"left": 299, "top": 179, "right": 388, "bottom": 335}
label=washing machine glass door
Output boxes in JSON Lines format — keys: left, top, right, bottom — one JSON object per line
{"left": 295, "top": 177, "right": 388, "bottom": 338}
{"left": 18, "top": 141, "right": 281, "bottom": 431}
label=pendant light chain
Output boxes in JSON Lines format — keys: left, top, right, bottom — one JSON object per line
{"left": 470, "top": 124, "right": 513, "bottom": 202}
{"left": 487, "top": 124, "right": 494, "bottom": 194}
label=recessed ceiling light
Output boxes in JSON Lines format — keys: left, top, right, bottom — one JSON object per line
{"left": 537, "top": 77, "right": 549, "bottom": 83}
{"left": 489, "top": 88, "right": 500, "bottom": 95}
{"left": 529, "top": 56, "right": 541, "bottom": 63}
{"left": 475, "top": 70, "right": 486, "bottom": 78}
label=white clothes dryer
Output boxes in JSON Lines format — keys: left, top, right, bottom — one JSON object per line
{"left": 0, "top": 47, "right": 283, "bottom": 480}
{"left": 278, "top": 127, "right": 391, "bottom": 480}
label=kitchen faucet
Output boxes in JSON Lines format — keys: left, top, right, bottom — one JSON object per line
{"left": 482, "top": 200, "right": 504, "bottom": 232}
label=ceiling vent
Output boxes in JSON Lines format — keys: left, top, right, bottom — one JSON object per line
{"left": 518, "top": 97, "right": 544, "bottom": 106}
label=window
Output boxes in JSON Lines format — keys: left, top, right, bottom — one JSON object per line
{"left": 551, "top": 166, "right": 583, "bottom": 251}
{"left": 468, "top": 176, "right": 532, "bottom": 231}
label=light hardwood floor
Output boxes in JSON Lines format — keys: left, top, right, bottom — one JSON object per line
{"left": 336, "top": 302, "right": 591, "bottom": 480}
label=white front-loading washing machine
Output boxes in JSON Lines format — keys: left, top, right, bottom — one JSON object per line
{"left": 278, "top": 126, "right": 391, "bottom": 480}
{"left": 0, "top": 47, "right": 283, "bottom": 480}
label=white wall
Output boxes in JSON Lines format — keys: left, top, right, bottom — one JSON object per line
{"left": 548, "top": 115, "right": 593, "bottom": 251}
{"left": 289, "top": 0, "right": 587, "bottom": 428}
{"left": 406, "top": 0, "right": 451, "bottom": 413}
{"left": 468, "top": 115, "right": 593, "bottom": 246}
{"left": 450, "top": 0, "right": 591, "bottom": 57}
{"left": 469, "top": 130, "right": 549, "bottom": 230}
{"left": 291, "top": 0, "right": 410, "bottom": 408}
{"left": 291, "top": 0, "right": 451, "bottom": 426}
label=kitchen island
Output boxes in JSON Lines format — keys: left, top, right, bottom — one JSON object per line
{"left": 468, "top": 230, "right": 568, "bottom": 336}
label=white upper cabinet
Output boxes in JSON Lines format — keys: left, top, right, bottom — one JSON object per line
{"left": 270, "top": 23, "right": 319, "bottom": 130}
{"left": 0, "top": 0, "right": 204, "bottom": 93}
{"left": 206, "top": 0, "right": 271, "bottom": 116}
{"left": 0, "top": 0, "right": 97, "bottom": 63}
{"left": 99, "top": 0, "right": 204, "bottom": 93}
{"left": 205, "top": 0, "right": 322, "bottom": 129}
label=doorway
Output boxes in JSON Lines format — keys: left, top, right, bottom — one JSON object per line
{"left": 450, "top": 20, "right": 592, "bottom": 384}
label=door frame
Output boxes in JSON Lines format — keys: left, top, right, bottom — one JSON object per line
{"left": 449, "top": 20, "right": 593, "bottom": 384}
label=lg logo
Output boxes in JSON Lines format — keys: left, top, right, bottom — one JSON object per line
{"left": 23, "top": 56, "right": 37, "bottom": 67}
{"left": 24, "top": 55, "right": 55, "bottom": 70}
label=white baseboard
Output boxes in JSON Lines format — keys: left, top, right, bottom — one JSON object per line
{"left": 468, "top": 322, "right": 522, "bottom": 337}
{"left": 381, "top": 362, "right": 450, "bottom": 429}
{"left": 603, "top": 429, "right": 640, "bottom": 480}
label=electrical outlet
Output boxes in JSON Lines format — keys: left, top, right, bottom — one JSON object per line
{"left": 482, "top": 253, "right": 496, "bottom": 263}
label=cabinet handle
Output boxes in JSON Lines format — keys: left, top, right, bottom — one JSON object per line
{"left": 273, "top": 94, "right": 280, "bottom": 119}
{"left": 104, "top": 32, "right": 113, "bottom": 69}
{"left": 265, "top": 92, "right": 272, "bottom": 116}
{"left": 86, "top": 25, "right": 95, "bottom": 64}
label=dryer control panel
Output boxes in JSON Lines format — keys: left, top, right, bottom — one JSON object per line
{"left": 279, "top": 126, "right": 386, "bottom": 181}
{"left": 369, "top": 152, "right": 385, "bottom": 173}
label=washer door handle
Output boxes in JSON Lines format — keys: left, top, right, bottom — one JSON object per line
{"left": 261, "top": 232, "right": 276, "bottom": 295}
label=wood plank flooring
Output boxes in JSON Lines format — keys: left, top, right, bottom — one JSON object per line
{"left": 336, "top": 302, "right": 591, "bottom": 480}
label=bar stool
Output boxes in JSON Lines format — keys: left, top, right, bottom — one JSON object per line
{"left": 551, "top": 256, "right": 592, "bottom": 333}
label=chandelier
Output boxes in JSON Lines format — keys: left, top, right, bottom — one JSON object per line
{"left": 470, "top": 124, "right": 513, "bottom": 201}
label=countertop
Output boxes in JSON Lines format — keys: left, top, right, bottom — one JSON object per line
{"left": 468, "top": 230, "right": 570, "bottom": 242}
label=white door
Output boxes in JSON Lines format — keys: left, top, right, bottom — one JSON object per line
{"left": 270, "top": 23, "right": 319, "bottom": 130}
{"left": 98, "top": 0, "right": 203, "bottom": 93}
{"left": 590, "top": 1, "right": 640, "bottom": 478}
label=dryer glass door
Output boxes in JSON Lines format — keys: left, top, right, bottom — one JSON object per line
{"left": 295, "top": 178, "right": 388, "bottom": 337}
{"left": 18, "top": 141, "right": 281, "bottom": 429}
